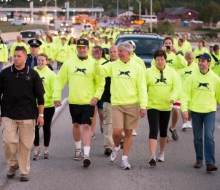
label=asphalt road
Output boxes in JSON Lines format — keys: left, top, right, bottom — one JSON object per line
{"left": 0, "top": 104, "right": 220, "bottom": 190}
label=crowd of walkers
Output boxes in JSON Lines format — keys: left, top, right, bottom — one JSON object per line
{"left": 0, "top": 27, "right": 220, "bottom": 182}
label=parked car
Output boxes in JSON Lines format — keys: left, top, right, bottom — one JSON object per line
{"left": 11, "top": 20, "right": 27, "bottom": 25}
{"left": 115, "top": 32, "right": 164, "bottom": 67}
{"left": 20, "top": 30, "right": 42, "bottom": 41}
{"left": 82, "top": 24, "right": 93, "bottom": 31}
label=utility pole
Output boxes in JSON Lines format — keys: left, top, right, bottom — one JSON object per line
{"left": 30, "top": 0, "right": 33, "bottom": 23}
{"left": 150, "top": 0, "right": 152, "bottom": 32}
{"left": 136, "top": 0, "right": 141, "bottom": 30}
{"left": 117, "top": 0, "right": 119, "bottom": 20}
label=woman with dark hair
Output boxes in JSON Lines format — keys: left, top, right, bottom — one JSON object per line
{"left": 0, "top": 37, "right": 8, "bottom": 71}
{"left": 146, "top": 50, "right": 180, "bottom": 166}
{"left": 193, "top": 40, "right": 209, "bottom": 61}
{"left": 33, "top": 53, "right": 56, "bottom": 160}
{"left": 91, "top": 46, "right": 108, "bottom": 139}
{"left": 68, "top": 37, "right": 77, "bottom": 55}
{"left": 210, "top": 44, "right": 220, "bottom": 76}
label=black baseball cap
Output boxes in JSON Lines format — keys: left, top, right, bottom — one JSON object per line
{"left": 196, "top": 53, "right": 211, "bottom": 62}
{"left": 77, "top": 39, "right": 89, "bottom": 47}
{"left": 28, "top": 39, "right": 42, "bottom": 47}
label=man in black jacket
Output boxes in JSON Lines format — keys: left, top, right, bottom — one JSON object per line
{"left": 102, "top": 45, "right": 119, "bottom": 156}
{"left": 0, "top": 46, "right": 44, "bottom": 182}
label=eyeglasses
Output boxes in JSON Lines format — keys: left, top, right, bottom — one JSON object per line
{"left": 160, "top": 70, "right": 164, "bottom": 80}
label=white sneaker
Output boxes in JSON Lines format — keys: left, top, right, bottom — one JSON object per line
{"left": 182, "top": 123, "right": 187, "bottom": 131}
{"left": 157, "top": 151, "right": 165, "bottom": 162}
{"left": 121, "top": 158, "right": 131, "bottom": 170}
{"left": 149, "top": 155, "right": 156, "bottom": 166}
{"left": 187, "top": 121, "right": 192, "bottom": 128}
{"left": 110, "top": 147, "right": 120, "bottom": 162}
{"left": 132, "top": 130, "right": 137, "bottom": 136}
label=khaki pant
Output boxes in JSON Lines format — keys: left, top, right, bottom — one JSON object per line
{"left": 2, "top": 117, "right": 36, "bottom": 175}
{"left": 103, "top": 102, "right": 114, "bottom": 149}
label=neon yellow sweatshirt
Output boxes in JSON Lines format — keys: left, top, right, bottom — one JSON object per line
{"left": 10, "top": 42, "right": 28, "bottom": 57}
{"left": 54, "top": 44, "right": 71, "bottom": 63}
{"left": 34, "top": 66, "right": 56, "bottom": 108}
{"left": 151, "top": 52, "right": 187, "bottom": 73}
{"left": 210, "top": 53, "right": 220, "bottom": 76}
{"left": 180, "top": 61, "right": 198, "bottom": 85}
{"left": 181, "top": 69, "right": 220, "bottom": 113}
{"left": 146, "top": 64, "right": 180, "bottom": 111}
{"left": 53, "top": 54, "right": 105, "bottom": 104}
{"left": 94, "top": 58, "right": 147, "bottom": 109}
{"left": 0, "top": 43, "right": 8, "bottom": 62}
{"left": 69, "top": 44, "right": 77, "bottom": 55}
{"left": 44, "top": 42, "right": 56, "bottom": 60}
{"left": 131, "top": 53, "right": 146, "bottom": 69}
{"left": 182, "top": 40, "right": 192, "bottom": 52}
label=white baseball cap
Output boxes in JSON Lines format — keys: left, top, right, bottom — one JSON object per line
{"left": 127, "top": 40, "right": 136, "bottom": 47}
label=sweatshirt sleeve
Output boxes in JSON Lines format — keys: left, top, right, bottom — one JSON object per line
{"left": 4, "top": 44, "right": 8, "bottom": 62}
{"left": 177, "top": 54, "right": 187, "bottom": 70}
{"left": 137, "top": 68, "right": 147, "bottom": 109}
{"left": 33, "top": 71, "right": 45, "bottom": 105}
{"left": 52, "top": 62, "right": 68, "bottom": 101}
{"left": 94, "top": 74, "right": 105, "bottom": 100}
{"left": 94, "top": 59, "right": 112, "bottom": 77}
{"left": 180, "top": 76, "right": 192, "bottom": 112}
{"left": 170, "top": 71, "right": 181, "bottom": 102}
{"left": 10, "top": 43, "right": 15, "bottom": 57}
{"left": 215, "top": 77, "right": 220, "bottom": 104}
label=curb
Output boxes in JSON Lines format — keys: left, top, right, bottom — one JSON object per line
{"left": 52, "top": 98, "right": 68, "bottom": 123}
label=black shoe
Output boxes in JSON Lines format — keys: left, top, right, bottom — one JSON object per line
{"left": 20, "top": 174, "right": 29, "bottom": 182}
{"left": 83, "top": 157, "right": 91, "bottom": 168}
{"left": 104, "top": 148, "right": 112, "bottom": 156}
{"left": 169, "top": 127, "right": 178, "bottom": 140}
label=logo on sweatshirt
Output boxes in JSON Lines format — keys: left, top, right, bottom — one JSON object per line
{"left": 197, "top": 81, "right": 209, "bottom": 89}
{"left": 41, "top": 77, "right": 45, "bottom": 83}
{"left": 166, "top": 59, "right": 173, "bottom": 64}
{"left": 155, "top": 77, "right": 167, "bottom": 84}
{"left": 74, "top": 66, "right": 86, "bottom": 75}
{"left": 185, "top": 71, "right": 192, "bottom": 75}
{"left": 118, "top": 70, "right": 130, "bottom": 77}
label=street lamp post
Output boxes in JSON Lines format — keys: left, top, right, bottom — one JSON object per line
{"left": 136, "top": 0, "right": 141, "bottom": 30}
{"left": 150, "top": 0, "right": 152, "bottom": 32}
{"left": 117, "top": 0, "right": 119, "bottom": 20}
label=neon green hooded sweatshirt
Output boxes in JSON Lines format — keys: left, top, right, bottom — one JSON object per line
{"left": 181, "top": 69, "right": 220, "bottom": 113}
{"left": 44, "top": 42, "right": 56, "bottom": 60}
{"left": 0, "top": 44, "right": 8, "bottom": 62}
{"left": 53, "top": 54, "right": 105, "bottom": 104}
{"left": 94, "top": 58, "right": 147, "bottom": 109}
{"left": 10, "top": 42, "right": 28, "bottom": 57}
{"left": 54, "top": 44, "right": 71, "bottom": 63}
{"left": 151, "top": 52, "right": 187, "bottom": 73}
{"left": 146, "top": 64, "right": 180, "bottom": 111}
{"left": 131, "top": 53, "right": 146, "bottom": 69}
{"left": 34, "top": 66, "right": 56, "bottom": 108}
{"left": 180, "top": 61, "right": 198, "bottom": 85}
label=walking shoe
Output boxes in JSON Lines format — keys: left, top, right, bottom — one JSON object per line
{"left": 110, "top": 147, "right": 120, "bottom": 162}
{"left": 169, "top": 127, "right": 179, "bottom": 140}
{"left": 182, "top": 123, "right": 187, "bottom": 131}
{"left": 132, "top": 130, "right": 137, "bottom": 136}
{"left": 83, "top": 156, "right": 91, "bottom": 168}
{"left": 74, "top": 148, "right": 83, "bottom": 161}
{"left": 92, "top": 133, "right": 96, "bottom": 140}
{"left": 121, "top": 158, "right": 131, "bottom": 170}
{"left": 104, "top": 148, "right": 112, "bottom": 156}
{"left": 33, "top": 149, "right": 41, "bottom": 161}
{"left": 149, "top": 155, "right": 156, "bottom": 166}
{"left": 7, "top": 164, "right": 19, "bottom": 178}
{"left": 194, "top": 162, "right": 203, "bottom": 168}
{"left": 157, "top": 151, "right": 165, "bottom": 162}
{"left": 43, "top": 150, "right": 50, "bottom": 159}
{"left": 187, "top": 121, "right": 192, "bottom": 129}
{"left": 206, "top": 164, "right": 218, "bottom": 172}
{"left": 20, "top": 174, "right": 29, "bottom": 182}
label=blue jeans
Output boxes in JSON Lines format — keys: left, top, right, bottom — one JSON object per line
{"left": 191, "top": 111, "right": 216, "bottom": 164}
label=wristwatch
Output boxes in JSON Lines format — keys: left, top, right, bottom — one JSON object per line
{"left": 39, "top": 114, "right": 44, "bottom": 117}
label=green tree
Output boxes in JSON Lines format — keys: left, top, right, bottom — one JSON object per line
{"left": 157, "top": 20, "right": 174, "bottom": 35}
{"left": 198, "top": 1, "right": 220, "bottom": 23}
